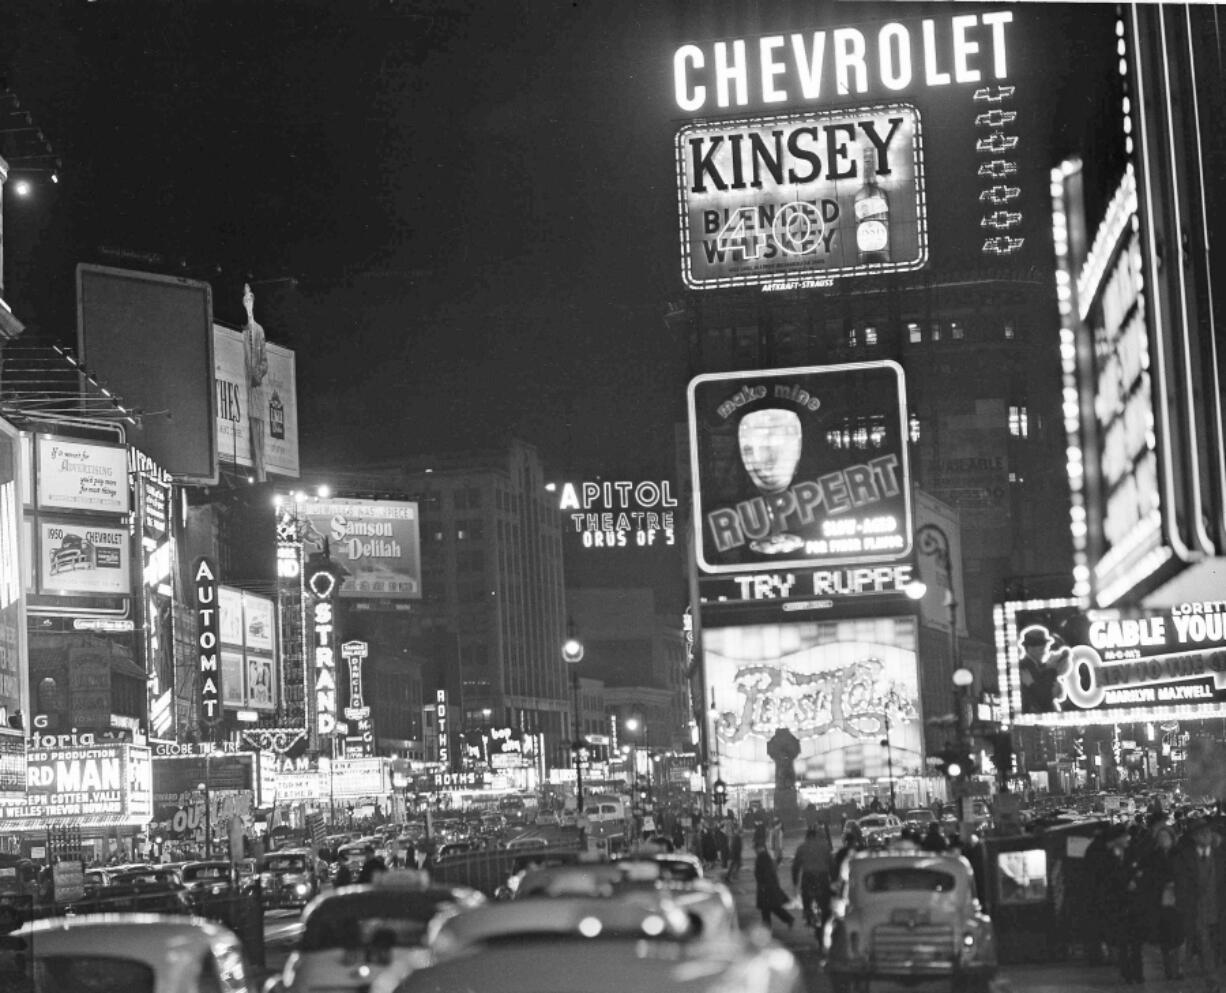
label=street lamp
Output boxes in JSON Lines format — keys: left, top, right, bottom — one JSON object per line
{"left": 561, "top": 630, "right": 585, "bottom": 814}
{"left": 197, "top": 779, "right": 211, "bottom": 859}
{"left": 952, "top": 667, "right": 975, "bottom": 834}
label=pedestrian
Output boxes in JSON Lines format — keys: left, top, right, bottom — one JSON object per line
{"left": 920, "top": 821, "right": 947, "bottom": 852}
{"left": 671, "top": 819, "right": 686, "bottom": 853}
{"left": 357, "top": 855, "right": 387, "bottom": 884}
{"left": 1144, "top": 822, "right": 1185, "bottom": 980}
{"left": 752, "top": 817, "right": 768, "bottom": 850}
{"left": 700, "top": 820, "right": 719, "bottom": 867}
{"left": 832, "top": 825, "right": 863, "bottom": 881}
{"left": 714, "top": 819, "right": 730, "bottom": 868}
{"left": 791, "top": 826, "right": 834, "bottom": 929}
{"left": 1081, "top": 825, "right": 1114, "bottom": 966}
{"left": 1101, "top": 824, "right": 1147, "bottom": 983}
{"left": 1174, "top": 813, "right": 1226, "bottom": 991}
{"left": 769, "top": 816, "right": 785, "bottom": 866}
{"left": 754, "top": 840, "right": 794, "bottom": 931}
{"left": 333, "top": 861, "right": 352, "bottom": 887}
{"left": 726, "top": 823, "right": 744, "bottom": 882}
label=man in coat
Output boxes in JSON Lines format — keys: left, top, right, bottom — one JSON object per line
{"left": 754, "top": 840, "right": 794, "bottom": 930}
{"left": 791, "top": 825, "right": 834, "bottom": 928}
{"left": 1174, "top": 814, "right": 1226, "bottom": 990}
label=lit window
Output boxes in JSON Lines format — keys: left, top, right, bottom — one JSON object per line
{"left": 930, "top": 322, "right": 941, "bottom": 342}
{"left": 1004, "top": 323, "right": 1016, "bottom": 340}
{"left": 951, "top": 321, "right": 965, "bottom": 340}
{"left": 907, "top": 322, "right": 922, "bottom": 344}
{"left": 1009, "top": 405, "right": 1030, "bottom": 438}
{"left": 909, "top": 414, "right": 921, "bottom": 442}
{"left": 847, "top": 326, "right": 859, "bottom": 349}
{"left": 864, "top": 325, "right": 878, "bottom": 346}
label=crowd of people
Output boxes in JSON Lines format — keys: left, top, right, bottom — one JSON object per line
{"left": 1081, "top": 805, "right": 1226, "bottom": 985}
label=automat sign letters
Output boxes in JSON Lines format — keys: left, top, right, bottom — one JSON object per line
{"left": 688, "top": 362, "right": 912, "bottom": 574}
{"left": 676, "top": 104, "right": 925, "bottom": 289}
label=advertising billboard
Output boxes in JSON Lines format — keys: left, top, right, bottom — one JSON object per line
{"left": 38, "top": 521, "right": 130, "bottom": 596}
{"left": 676, "top": 103, "right": 926, "bottom": 289}
{"left": 214, "top": 324, "right": 300, "bottom": 479}
{"left": 36, "top": 436, "right": 130, "bottom": 516}
{"left": 218, "top": 586, "right": 277, "bottom": 712}
{"left": 704, "top": 616, "right": 921, "bottom": 785}
{"left": 996, "top": 598, "right": 1226, "bottom": 727}
{"left": 557, "top": 479, "right": 678, "bottom": 550}
{"left": 688, "top": 362, "right": 912, "bottom": 574}
{"left": 10, "top": 742, "right": 151, "bottom": 819}
{"left": 294, "top": 498, "right": 422, "bottom": 600}
{"left": 77, "top": 265, "right": 217, "bottom": 483}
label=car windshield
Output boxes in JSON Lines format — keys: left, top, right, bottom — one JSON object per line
{"left": 183, "top": 865, "right": 229, "bottom": 881}
{"left": 301, "top": 893, "right": 451, "bottom": 951}
{"left": 33, "top": 955, "right": 155, "bottom": 993}
{"left": 264, "top": 856, "right": 308, "bottom": 872}
{"left": 863, "top": 868, "right": 957, "bottom": 893}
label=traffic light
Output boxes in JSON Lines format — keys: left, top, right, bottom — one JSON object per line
{"left": 713, "top": 778, "right": 727, "bottom": 811}
{"left": 992, "top": 732, "right": 1014, "bottom": 782}
{"left": 938, "top": 746, "right": 974, "bottom": 778}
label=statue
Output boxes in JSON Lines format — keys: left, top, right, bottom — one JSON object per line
{"left": 243, "top": 284, "right": 269, "bottom": 481}
{"left": 766, "top": 727, "right": 801, "bottom": 825}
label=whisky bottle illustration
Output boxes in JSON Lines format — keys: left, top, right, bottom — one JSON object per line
{"left": 855, "top": 144, "right": 891, "bottom": 264}
{"left": 269, "top": 390, "right": 285, "bottom": 440}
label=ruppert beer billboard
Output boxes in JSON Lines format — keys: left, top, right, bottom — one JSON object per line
{"left": 996, "top": 598, "right": 1226, "bottom": 727}
{"left": 672, "top": 10, "right": 1021, "bottom": 288}
{"left": 688, "top": 362, "right": 912, "bottom": 574}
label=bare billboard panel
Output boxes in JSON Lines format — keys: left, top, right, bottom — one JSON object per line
{"left": 77, "top": 265, "right": 217, "bottom": 483}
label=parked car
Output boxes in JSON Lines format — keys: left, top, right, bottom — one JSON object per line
{"left": 261, "top": 872, "right": 483, "bottom": 993}
{"left": 179, "top": 860, "right": 237, "bottom": 909}
{"left": 0, "top": 912, "right": 251, "bottom": 992}
{"left": 257, "top": 849, "right": 319, "bottom": 909}
{"left": 824, "top": 850, "right": 998, "bottom": 993}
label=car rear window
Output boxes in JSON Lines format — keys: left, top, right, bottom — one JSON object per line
{"left": 863, "top": 868, "right": 957, "bottom": 893}
{"left": 264, "top": 856, "right": 308, "bottom": 872}
{"left": 34, "top": 955, "right": 154, "bottom": 993}
{"left": 301, "top": 893, "right": 450, "bottom": 951}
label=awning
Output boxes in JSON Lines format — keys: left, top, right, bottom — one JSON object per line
{"left": 1, "top": 814, "right": 147, "bottom": 835}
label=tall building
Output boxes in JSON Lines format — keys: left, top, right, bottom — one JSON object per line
{"left": 312, "top": 438, "right": 572, "bottom": 767}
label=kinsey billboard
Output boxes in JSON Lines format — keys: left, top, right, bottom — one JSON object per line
{"left": 997, "top": 598, "right": 1226, "bottom": 727}
{"left": 688, "top": 362, "right": 912, "bottom": 574}
{"left": 676, "top": 104, "right": 926, "bottom": 289}
{"left": 294, "top": 498, "right": 422, "bottom": 600}
{"left": 704, "top": 616, "right": 921, "bottom": 786}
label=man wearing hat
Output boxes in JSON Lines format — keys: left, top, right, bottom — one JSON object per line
{"left": 1017, "top": 624, "right": 1065, "bottom": 713}
{"left": 1174, "top": 813, "right": 1226, "bottom": 990}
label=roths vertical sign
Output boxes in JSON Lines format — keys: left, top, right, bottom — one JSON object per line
{"left": 194, "top": 558, "right": 222, "bottom": 729}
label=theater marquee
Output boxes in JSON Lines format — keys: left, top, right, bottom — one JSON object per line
{"left": 997, "top": 598, "right": 1226, "bottom": 727}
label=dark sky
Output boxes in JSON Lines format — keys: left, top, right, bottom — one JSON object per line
{"left": 0, "top": 0, "right": 1119, "bottom": 480}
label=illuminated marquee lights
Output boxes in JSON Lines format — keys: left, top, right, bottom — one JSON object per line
{"left": 436, "top": 689, "right": 449, "bottom": 767}
{"left": 997, "top": 598, "right": 1226, "bottom": 728}
{"left": 671, "top": 12, "right": 1014, "bottom": 113}
{"left": 558, "top": 480, "right": 678, "bottom": 548}
{"left": 193, "top": 558, "right": 222, "bottom": 727}
{"left": 974, "top": 83, "right": 1022, "bottom": 256}
{"left": 310, "top": 567, "right": 338, "bottom": 737}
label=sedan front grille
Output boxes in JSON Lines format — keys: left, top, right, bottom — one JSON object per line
{"left": 871, "top": 923, "right": 955, "bottom": 966}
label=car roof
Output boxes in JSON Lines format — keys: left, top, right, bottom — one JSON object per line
{"left": 19, "top": 913, "right": 241, "bottom": 965}
{"left": 302, "top": 880, "right": 482, "bottom": 923}
{"left": 432, "top": 893, "right": 695, "bottom": 955}
{"left": 846, "top": 850, "right": 973, "bottom": 877}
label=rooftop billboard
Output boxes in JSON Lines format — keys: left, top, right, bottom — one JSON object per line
{"left": 293, "top": 498, "right": 422, "bottom": 601}
{"left": 687, "top": 361, "right": 912, "bottom": 575}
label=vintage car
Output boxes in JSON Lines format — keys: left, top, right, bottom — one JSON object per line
{"left": 824, "top": 849, "right": 997, "bottom": 993}
{"left": 425, "top": 894, "right": 800, "bottom": 993}
{"left": 1, "top": 912, "right": 251, "bottom": 992}
{"left": 846, "top": 814, "right": 904, "bottom": 845}
{"left": 179, "top": 860, "right": 237, "bottom": 910}
{"left": 261, "top": 872, "right": 483, "bottom": 993}
{"left": 257, "top": 849, "right": 319, "bottom": 909}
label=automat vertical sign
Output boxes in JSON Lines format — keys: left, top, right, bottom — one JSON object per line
{"left": 193, "top": 557, "right": 222, "bottom": 728}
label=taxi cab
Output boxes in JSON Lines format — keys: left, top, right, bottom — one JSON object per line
{"left": 824, "top": 848, "right": 997, "bottom": 993}
{"left": 1, "top": 913, "right": 250, "bottom": 993}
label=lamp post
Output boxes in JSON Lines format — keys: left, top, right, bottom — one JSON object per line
{"left": 562, "top": 631, "right": 585, "bottom": 815}
{"left": 625, "top": 716, "right": 649, "bottom": 808}
{"left": 881, "top": 708, "right": 896, "bottom": 814}
{"left": 952, "top": 667, "right": 975, "bottom": 837}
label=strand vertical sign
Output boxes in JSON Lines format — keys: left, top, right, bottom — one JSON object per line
{"left": 194, "top": 557, "right": 222, "bottom": 728}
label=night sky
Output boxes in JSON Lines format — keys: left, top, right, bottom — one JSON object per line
{"left": 0, "top": 1, "right": 1119, "bottom": 480}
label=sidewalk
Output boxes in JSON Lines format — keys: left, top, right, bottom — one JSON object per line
{"left": 716, "top": 828, "right": 1211, "bottom": 993}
